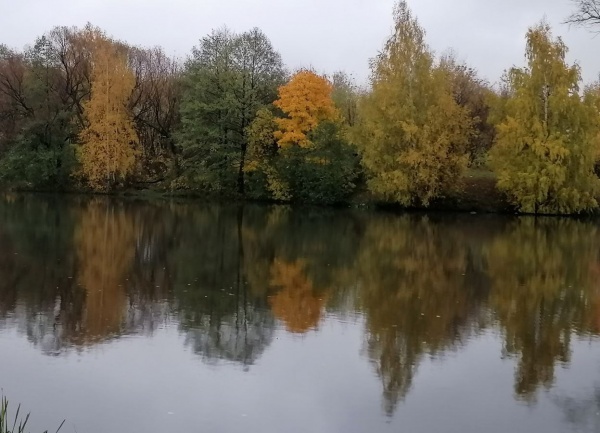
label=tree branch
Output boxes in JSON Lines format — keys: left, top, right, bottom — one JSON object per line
{"left": 566, "top": 0, "right": 600, "bottom": 30}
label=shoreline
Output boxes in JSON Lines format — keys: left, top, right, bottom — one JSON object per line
{"left": 4, "top": 170, "right": 600, "bottom": 218}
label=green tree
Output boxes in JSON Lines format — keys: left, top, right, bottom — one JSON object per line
{"left": 176, "top": 27, "right": 286, "bottom": 195}
{"left": 331, "top": 71, "right": 359, "bottom": 127}
{"left": 0, "top": 38, "right": 77, "bottom": 189}
{"left": 355, "top": 1, "right": 472, "bottom": 206}
{"left": 275, "top": 121, "right": 359, "bottom": 204}
{"left": 489, "top": 22, "right": 599, "bottom": 214}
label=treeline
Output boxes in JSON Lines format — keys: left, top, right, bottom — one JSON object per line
{"left": 1, "top": 1, "right": 600, "bottom": 213}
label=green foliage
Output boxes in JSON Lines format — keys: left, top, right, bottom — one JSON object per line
{"left": 331, "top": 71, "right": 359, "bottom": 127}
{"left": 0, "top": 142, "right": 75, "bottom": 189}
{"left": 0, "top": 34, "right": 79, "bottom": 190}
{"left": 489, "top": 22, "right": 600, "bottom": 214}
{"left": 354, "top": 1, "right": 472, "bottom": 206}
{"left": 176, "top": 27, "right": 286, "bottom": 195}
{"left": 275, "top": 121, "right": 359, "bottom": 204}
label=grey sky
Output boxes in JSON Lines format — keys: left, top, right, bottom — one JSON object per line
{"left": 1, "top": 0, "right": 599, "bottom": 86}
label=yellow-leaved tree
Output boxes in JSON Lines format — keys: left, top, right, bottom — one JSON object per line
{"left": 78, "top": 36, "right": 139, "bottom": 190}
{"left": 355, "top": 1, "right": 472, "bottom": 206}
{"left": 489, "top": 22, "right": 600, "bottom": 214}
{"left": 274, "top": 70, "right": 338, "bottom": 148}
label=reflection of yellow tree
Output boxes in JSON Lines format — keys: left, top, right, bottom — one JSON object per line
{"left": 587, "top": 262, "right": 600, "bottom": 334}
{"left": 269, "top": 259, "right": 327, "bottom": 333}
{"left": 74, "top": 200, "right": 137, "bottom": 345}
{"left": 358, "top": 215, "right": 476, "bottom": 415}
{"left": 0, "top": 232, "right": 19, "bottom": 316}
{"left": 486, "top": 218, "right": 600, "bottom": 400}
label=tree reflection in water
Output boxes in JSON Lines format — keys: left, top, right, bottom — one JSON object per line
{"left": 0, "top": 196, "right": 599, "bottom": 413}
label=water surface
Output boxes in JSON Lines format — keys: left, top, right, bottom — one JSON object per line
{"left": 1, "top": 195, "right": 600, "bottom": 432}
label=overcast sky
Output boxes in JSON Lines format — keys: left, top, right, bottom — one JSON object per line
{"left": 1, "top": 0, "right": 599, "bottom": 86}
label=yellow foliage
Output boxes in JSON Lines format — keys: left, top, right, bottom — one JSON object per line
{"left": 78, "top": 37, "right": 139, "bottom": 190}
{"left": 274, "top": 70, "right": 339, "bottom": 148}
{"left": 244, "top": 108, "right": 291, "bottom": 199}
{"left": 355, "top": 2, "right": 472, "bottom": 206}
{"left": 489, "top": 23, "right": 599, "bottom": 214}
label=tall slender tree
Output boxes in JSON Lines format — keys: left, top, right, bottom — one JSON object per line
{"left": 78, "top": 36, "right": 139, "bottom": 190}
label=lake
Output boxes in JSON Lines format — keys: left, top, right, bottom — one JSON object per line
{"left": 0, "top": 194, "right": 599, "bottom": 433}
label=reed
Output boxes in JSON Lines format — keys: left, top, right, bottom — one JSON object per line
{"left": 0, "top": 397, "right": 64, "bottom": 433}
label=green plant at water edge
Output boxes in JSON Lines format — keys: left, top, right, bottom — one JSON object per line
{"left": 0, "top": 397, "right": 64, "bottom": 433}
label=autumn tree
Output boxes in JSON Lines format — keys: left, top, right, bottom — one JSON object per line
{"left": 489, "top": 22, "right": 599, "bottom": 214}
{"left": 274, "top": 70, "right": 338, "bottom": 148}
{"left": 269, "top": 70, "right": 359, "bottom": 203}
{"left": 244, "top": 107, "right": 284, "bottom": 198}
{"left": 177, "top": 27, "right": 286, "bottom": 194}
{"left": 439, "top": 52, "right": 495, "bottom": 165}
{"left": 127, "top": 46, "right": 181, "bottom": 178}
{"left": 355, "top": 1, "right": 472, "bottom": 206}
{"left": 78, "top": 36, "right": 139, "bottom": 190}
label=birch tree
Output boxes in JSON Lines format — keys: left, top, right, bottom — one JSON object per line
{"left": 489, "top": 22, "right": 599, "bottom": 214}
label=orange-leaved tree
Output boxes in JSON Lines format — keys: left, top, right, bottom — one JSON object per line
{"left": 78, "top": 35, "right": 139, "bottom": 190}
{"left": 273, "top": 70, "right": 338, "bottom": 148}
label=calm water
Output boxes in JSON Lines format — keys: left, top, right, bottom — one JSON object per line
{"left": 1, "top": 195, "right": 600, "bottom": 432}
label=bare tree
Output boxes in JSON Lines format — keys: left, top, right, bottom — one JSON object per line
{"left": 566, "top": 0, "right": 600, "bottom": 29}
